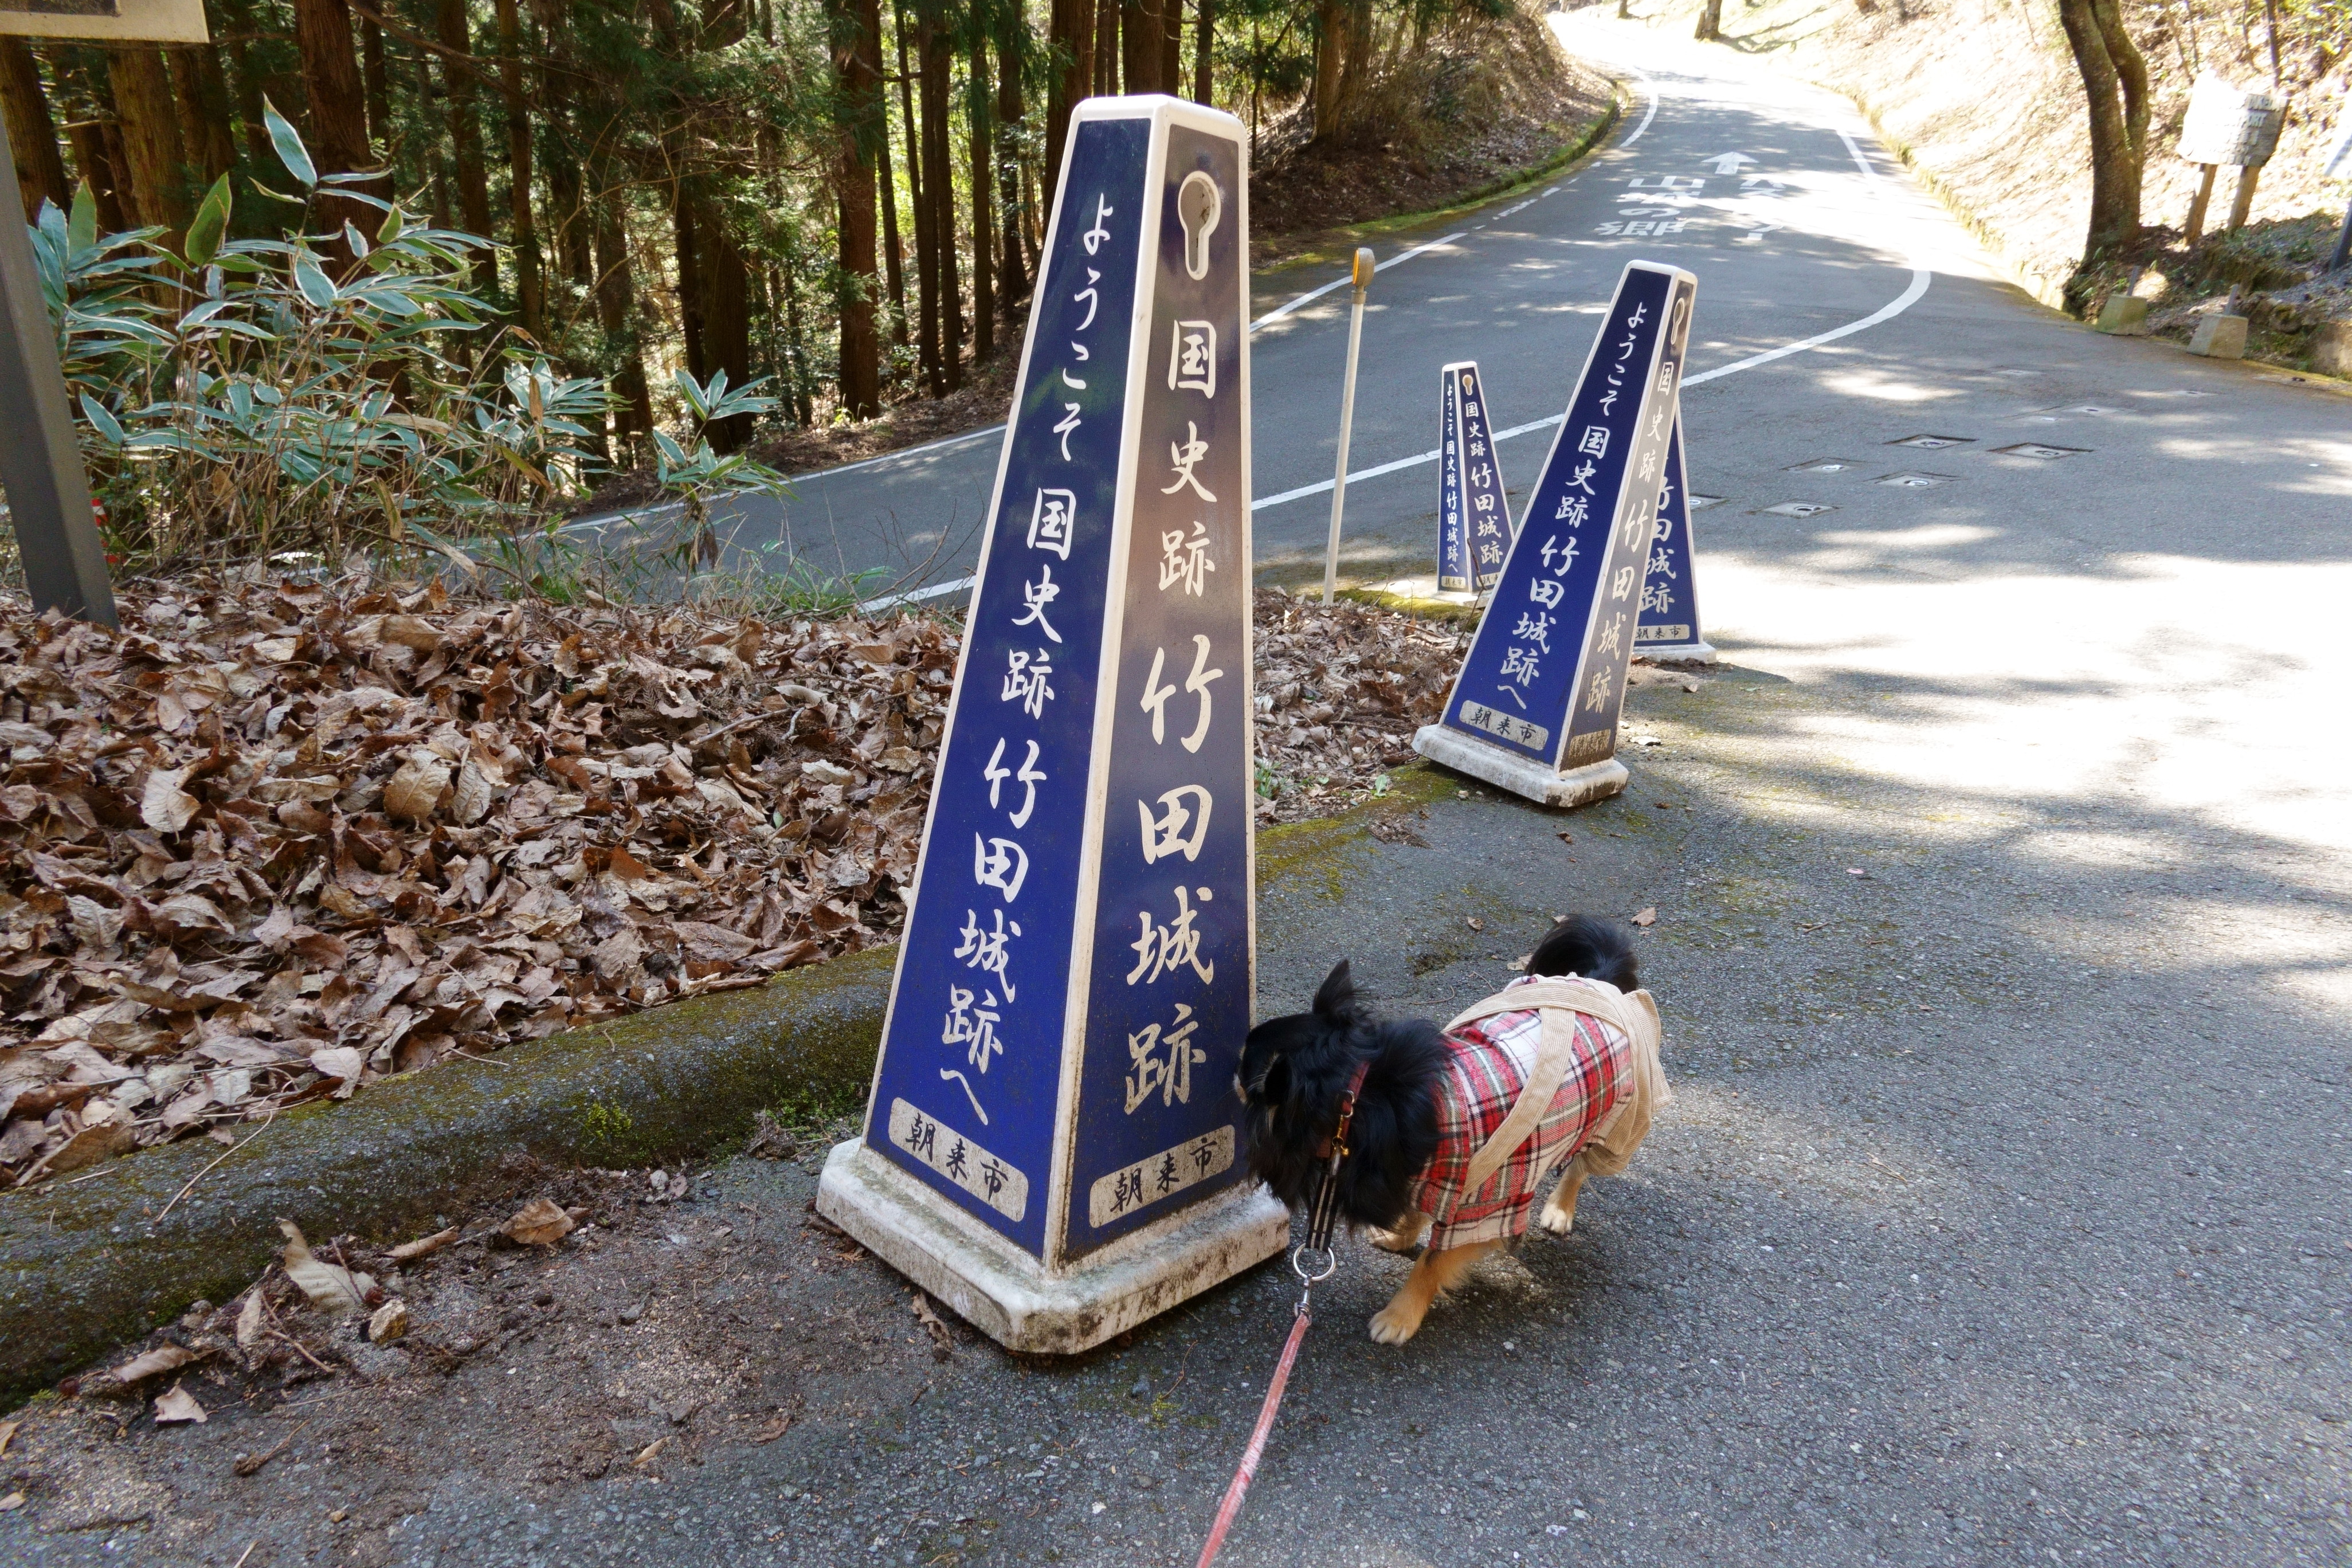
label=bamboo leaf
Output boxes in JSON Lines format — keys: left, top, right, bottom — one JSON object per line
{"left": 77, "top": 394, "right": 125, "bottom": 445}
{"left": 67, "top": 181, "right": 96, "bottom": 255}
{"left": 261, "top": 96, "right": 317, "bottom": 190}
{"left": 183, "top": 174, "right": 233, "bottom": 268}
{"left": 292, "top": 253, "right": 339, "bottom": 310}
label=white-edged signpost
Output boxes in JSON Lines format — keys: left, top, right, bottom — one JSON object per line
{"left": 1632, "top": 418, "right": 1714, "bottom": 661}
{"left": 817, "top": 95, "right": 1284, "bottom": 1354}
{"left": 1436, "top": 362, "right": 1511, "bottom": 594}
{"left": 1412, "top": 260, "right": 1698, "bottom": 808}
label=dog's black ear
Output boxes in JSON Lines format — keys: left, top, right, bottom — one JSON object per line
{"left": 1257, "top": 1052, "right": 1291, "bottom": 1108}
{"left": 1312, "top": 960, "right": 1357, "bottom": 1025}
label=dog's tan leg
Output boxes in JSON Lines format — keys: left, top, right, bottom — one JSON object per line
{"left": 1365, "top": 1210, "right": 1430, "bottom": 1255}
{"left": 1368, "top": 1240, "right": 1499, "bottom": 1344}
{"left": 1539, "top": 1157, "right": 1589, "bottom": 1236}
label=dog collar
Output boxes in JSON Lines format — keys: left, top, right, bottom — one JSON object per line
{"left": 1315, "top": 1060, "right": 1372, "bottom": 1162}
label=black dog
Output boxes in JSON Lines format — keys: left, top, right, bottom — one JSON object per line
{"left": 1236, "top": 916, "right": 1648, "bottom": 1343}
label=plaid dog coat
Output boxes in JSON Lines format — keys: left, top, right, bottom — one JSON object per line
{"left": 1404, "top": 974, "right": 1670, "bottom": 1250}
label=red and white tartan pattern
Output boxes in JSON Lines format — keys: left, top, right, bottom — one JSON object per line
{"left": 1406, "top": 974, "right": 1630, "bottom": 1250}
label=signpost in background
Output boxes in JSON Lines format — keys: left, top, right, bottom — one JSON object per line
{"left": 1632, "top": 418, "right": 1714, "bottom": 661}
{"left": 1413, "top": 260, "right": 1698, "bottom": 808}
{"left": 0, "top": 0, "right": 189, "bottom": 626}
{"left": 1435, "top": 362, "right": 1511, "bottom": 594}
{"left": 818, "top": 96, "right": 1282, "bottom": 1354}
{"left": 2178, "top": 72, "right": 2287, "bottom": 243}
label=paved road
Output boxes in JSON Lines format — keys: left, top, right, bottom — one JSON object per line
{"left": 577, "top": 17, "right": 1941, "bottom": 602}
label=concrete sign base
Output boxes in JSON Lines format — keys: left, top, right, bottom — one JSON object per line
{"left": 1410, "top": 724, "right": 1629, "bottom": 809}
{"left": 818, "top": 1139, "right": 1288, "bottom": 1353}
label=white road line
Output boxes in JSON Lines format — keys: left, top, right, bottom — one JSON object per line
{"left": 1249, "top": 116, "right": 1933, "bottom": 512}
{"left": 1622, "top": 71, "right": 1660, "bottom": 147}
{"left": 859, "top": 573, "right": 981, "bottom": 614}
{"left": 1246, "top": 231, "right": 1468, "bottom": 331}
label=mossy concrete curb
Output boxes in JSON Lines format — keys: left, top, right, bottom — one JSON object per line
{"left": 0, "top": 770, "right": 1460, "bottom": 1406}
{"left": 0, "top": 946, "right": 893, "bottom": 1407}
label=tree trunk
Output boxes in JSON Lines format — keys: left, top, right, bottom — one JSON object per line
{"left": 899, "top": 0, "right": 940, "bottom": 394}
{"left": 1046, "top": 0, "right": 1091, "bottom": 202}
{"left": 1311, "top": 0, "right": 1342, "bottom": 140}
{"left": 1191, "top": 0, "right": 1211, "bottom": 104}
{"left": 1159, "top": 0, "right": 1181, "bottom": 100}
{"left": 1096, "top": 0, "right": 1118, "bottom": 92}
{"left": 877, "top": 109, "right": 907, "bottom": 347}
{"left": 492, "top": 0, "right": 543, "bottom": 335}
{"left": 967, "top": 24, "right": 993, "bottom": 363}
{"left": 417, "top": 52, "right": 451, "bottom": 229}
{"left": 1121, "top": 0, "right": 1153, "bottom": 92}
{"left": 0, "top": 40, "right": 68, "bottom": 221}
{"left": 291, "top": 0, "right": 384, "bottom": 253}
{"left": 190, "top": 44, "right": 239, "bottom": 180}
{"left": 995, "top": 7, "right": 1028, "bottom": 307}
{"left": 920, "top": 12, "right": 962, "bottom": 391}
{"left": 829, "top": 0, "right": 884, "bottom": 417}
{"left": 696, "top": 203, "right": 754, "bottom": 448}
{"left": 436, "top": 0, "right": 494, "bottom": 240}
{"left": 107, "top": 47, "right": 190, "bottom": 248}
{"left": 226, "top": 33, "right": 272, "bottom": 173}
{"left": 2056, "top": 0, "right": 2149, "bottom": 287}
{"left": 66, "top": 121, "right": 131, "bottom": 231}
{"left": 592, "top": 176, "right": 652, "bottom": 440}
{"left": 360, "top": 18, "right": 389, "bottom": 148}
{"left": 674, "top": 190, "right": 706, "bottom": 380}
{"left": 1694, "top": 0, "right": 1723, "bottom": 38}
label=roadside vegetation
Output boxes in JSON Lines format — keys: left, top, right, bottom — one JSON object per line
{"left": 1649, "top": 0, "right": 2351, "bottom": 362}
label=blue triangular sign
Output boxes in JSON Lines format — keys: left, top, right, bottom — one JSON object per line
{"left": 1413, "top": 260, "right": 1698, "bottom": 808}
{"left": 1436, "top": 361, "right": 1511, "bottom": 593}
{"left": 1632, "top": 415, "right": 1715, "bottom": 661}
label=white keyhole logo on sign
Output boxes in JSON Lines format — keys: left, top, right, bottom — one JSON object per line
{"left": 1177, "top": 171, "right": 1221, "bottom": 281}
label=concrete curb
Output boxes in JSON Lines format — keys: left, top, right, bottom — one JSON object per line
{"left": 0, "top": 946, "right": 893, "bottom": 1408}
{"left": 0, "top": 769, "right": 1458, "bottom": 1406}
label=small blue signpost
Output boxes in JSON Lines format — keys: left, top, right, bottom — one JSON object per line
{"left": 1436, "top": 362, "right": 1512, "bottom": 593}
{"left": 1632, "top": 418, "right": 1716, "bottom": 661}
{"left": 1413, "top": 261, "right": 1698, "bottom": 807}
{"left": 818, "top": 96, "right": 1284, "bottom": 1354}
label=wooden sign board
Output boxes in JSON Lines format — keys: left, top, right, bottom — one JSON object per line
{"left": 2178, "top": 73, "right": 2284, "bottom": 168}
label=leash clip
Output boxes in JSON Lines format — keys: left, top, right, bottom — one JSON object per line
{"left": 1289, "top": 1242, "right": 1338, "bottom": 1286}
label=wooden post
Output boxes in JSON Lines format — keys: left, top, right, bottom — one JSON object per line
{"left": 2225, "top": 162, "right": 2261, "bottom": 233}
{"left": 0, "top": 111, "right": 117, "bottom": 626}
{"left": 2183, "top": 163, "right": 2217, "bottom": 245}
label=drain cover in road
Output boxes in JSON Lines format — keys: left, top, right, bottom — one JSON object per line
{"left": 1786, "top": 457, "right": 1864, "bottom": 473}
{"left": 1761, "top": 501, "right": 1836, "bottom": 517}
{"left": 1877, "top": 472, "right": 1954, "bottom": 488}
{"left": 1890, "top": 433, "right": 1974, "bottom": 449}
{"left": 1996, "top": 442, "right": 2091, "bottom": 459}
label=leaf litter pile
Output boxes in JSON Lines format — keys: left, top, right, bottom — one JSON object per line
{"left": 0, "top": 576, "right": 1463, "bottom": 1186}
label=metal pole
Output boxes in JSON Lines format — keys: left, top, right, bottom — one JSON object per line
{"left": 1319, "top": 246, "right": 1374, "bottom": 607}
{"left": 0, "top": 111, "right": 117, "bottom": 627}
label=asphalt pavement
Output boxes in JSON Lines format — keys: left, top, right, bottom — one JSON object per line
{"left": 12, "top": 17, "right": 2350, "bottom": 1568}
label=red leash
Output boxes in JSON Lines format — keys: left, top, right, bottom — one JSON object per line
{"left": 1193, "top": 1297, "right": 1312, "bottom": 1567}
{"left": 1196, "top": 1071, "right": 1364, "bottom": 1566}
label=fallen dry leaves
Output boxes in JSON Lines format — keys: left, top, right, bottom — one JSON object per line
{"left": 0, "top": 577, "right": 1473, "bottom": 1185}
{"left": 0, "top": 574, "right": 952, "bottom": 1185}
{"left": 1252, "top": 590, "right": 1468, "bottom": 822}
{"left": 151, "top": 1383, "right": 206, "bottom": 1424}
